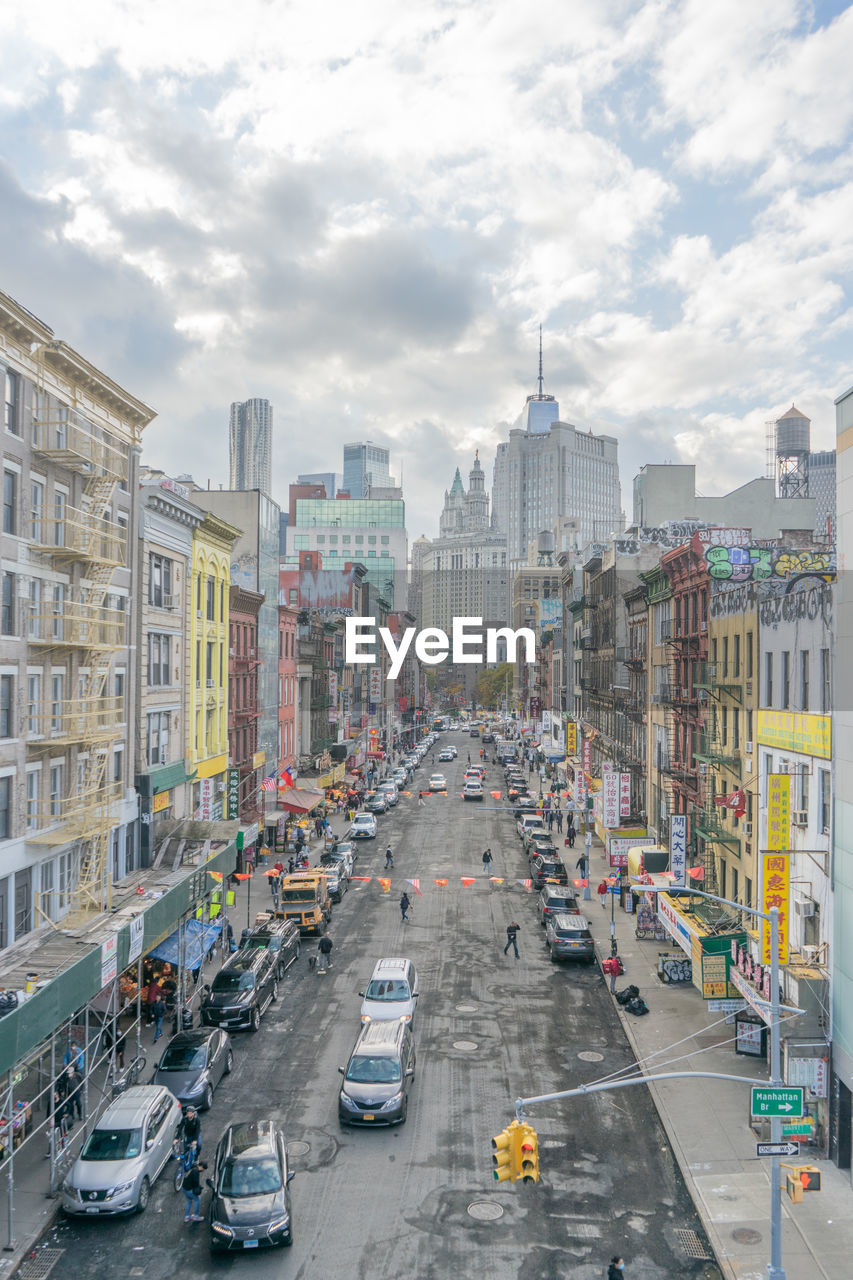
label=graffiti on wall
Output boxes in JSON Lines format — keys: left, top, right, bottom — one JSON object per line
{"left": 758, "top": 583, "right": 832, "bottom": 629}
{"left": 704, "top": 545, "right": 835, "bottom": 588}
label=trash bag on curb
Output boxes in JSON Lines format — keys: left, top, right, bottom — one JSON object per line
{"left": 615, "top": 984, "right": 639, "bottom": 1006}
{"left": 626, "top": 996, "right": 649, "bottom": 1016}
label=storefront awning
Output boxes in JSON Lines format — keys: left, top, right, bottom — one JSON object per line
{"left": 275, "top": 787, "right": 325, "bottom": 814}
{"left": 147, "top": 918, "right": 222, "bottom": 972}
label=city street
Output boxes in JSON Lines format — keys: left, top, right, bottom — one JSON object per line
{"left": 31, "top": 738, "right": 715, "bottom": 1280}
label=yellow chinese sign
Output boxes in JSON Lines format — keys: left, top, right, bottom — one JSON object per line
{"left": 761, "top": 851, "right": 790, "bottom": 965}
{"left": 565, "top": 723, "right": 577, "bottom": 756}
{"left": 252, "top": 750, "right": 266, "bottom": 769}
{"left": 756, "top": 710, "right": 830, "bottom": 760}
{"left": 766, "top": 773, "right": 790, "bottom": 851}
{"left": 152, "top": 791, "right": 170, "bottom": 814}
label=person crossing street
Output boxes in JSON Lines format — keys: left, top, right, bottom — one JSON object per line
{"left": 503, "top": 920, "right": 520, "bottom": 959}
{"left": 317, "top": 934, "right": 333, "bottom": 974}
{"left": 400, "top": 892, "right": 411, "bottom": 922}
{"left": 385, "top": 846, "right": 395, "bottom": 869}
{"left": 482, "top": 848, "right": 493, "bottom": 876}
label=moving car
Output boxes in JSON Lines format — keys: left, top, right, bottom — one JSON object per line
{"left": 349, "top": 813, "right": 377, "bottom": 840}
{"left": 527, "top": 835, "right": 557, "bottom": 861}
{"left": 545, "top": 913, "right": 595, "bottom": 963}
{"left": 61, "top": 1085, "right": 180, "bottom": 1216}
{"left": 240, "top": 918, "right": 301, "bottom": 978}
{"left": 481, "top": 732, "right": 495, "bottom": 743}
{"left": 530, "top": 854, "right": 569, "bottom": 890}
{"left": 438, "top": 749, "right": 454, "bottom": 762}
{"left": 208, "top": 1120, "right": 294, "bottom": 1251}
{"left": 428, "top": 773, "right": 447, "bottom": 791}
{"left": 153, "top": 1028, "right": 233, "bottom": 1110}
{"left": 537, "top": 885, "right": 581, "bottom": 925}
{"left": 338, "top": 1019, "right": 416, "bottom": 1127}
{"left": 359, "top": 957, "right": 419, "bottom": 1025}
{"left": 201, "top": 949, "right": 278, "bottom": 1032}
{"left": 463, "top": 780, "right": 484, "bottom": 801}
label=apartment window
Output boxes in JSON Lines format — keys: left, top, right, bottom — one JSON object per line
{"left": 722, "top": 636, "right": 729, "bottom": 675}
{"left": 746, "top": 631, "right": 753, "bottom": 679}
{"left": 206, "top": 577, "right": 215, "bottom": 620}
{"left": 731, "top": 868, "right": 739, "bottom": 903}
{"left": 745, "top": 877, "right": 752, "bottom": 910}
{"left": 113, "top": 745, "right": 123, "bottom": 785}
{"left": 278, "top": 630, "right": 283, "bottom": 659}
{"left": 206, "top": 641, "right": 215, "bottom": 684}
{"left": 49, "top": 763, "right": 63, "bottom": 817}
{"left": 27, "top": 674, "right": 40, "bottom": 734}
{"left": 31, "top": 478, "right": 44, "bottom": 541}
{"left": 746, "top": 708, "right": 753, "bottom": 747}
{"left": 220, "top": 582, "right": 224, "bottom": 619}
{"left": 149, "top": 553, "right": 173, "bottom": 607}
{"left": 196, "top": 574, "right": 201, "bottom": 614}
{"left": 147, "top": 711, "right": 170, "bottom": 766}
{"left": 0, "top": 675, "right": 13, "bottom": 738}
{"left": 721, "top": 704, "right": 728, "bottom": 746}
{"left": 733, "top": 633, "right": 740, "bottom": 678}
{"left": 316, "top": 535, "right": 325, "bottom": 544}
{"left": 3, "top": 469, "right": 17, "bottom": 534}
{"left": 0, "top": 776, "right": 11, "bottom": 839}
{"left": 820, "top": 649, "right": 830, "bottom": 714}
{"left": 781, "top": 651, "right": 790, "bottom": 709}
{"left": 733, "top": 708, "right": 739, "bottom": 750}
{"left": 1, "top": 572, "right": 14, "bottom": 635}
{"left": 800, "top": 650, "right": 809, "bottom": 712}
{"left": 54, "top": 491, "right": 66, "bottom": 547}
{"left": 820, "top": 770, "right": 830, "bottom": 832}
{"left": 219, "top": 644, "right": 224, "bottom": 685}
{"left": 26, "top": 770, "right": 38, "bottom": 830}
{"left": 764, "top": 652, "right": 773, "bottom": 706}
{"left": 798, "top": 763, "right": 809, "bottom": 813}
{"left": 4, "top": 370, "right": 19, "bottom": 434}
{"left": 293, "top": 536, "right": 308, "bottom": 550}
{"left": 148, "top": 634, "right": 172, "bottom": 686}
{"left": 115, "top": 670, "right": 125, "bottom": 706}
{"left": 50, "top": 673, "right": 64, "bottom": 733}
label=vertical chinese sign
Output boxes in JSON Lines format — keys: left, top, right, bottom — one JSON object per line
{"left": 762, "top": 773, "right": 791, "bottom": 965}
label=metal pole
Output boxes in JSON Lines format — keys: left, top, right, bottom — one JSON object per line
{"left": 136, "top": 955, "right": 142, "bottom": 1060}
{"left": 768, "top": 905, "right": 785, "bottom": 1280}
{"left": 4, "top": 1071, "right": 14, "bottom": 1252}
{"left": 83, "top": 1004, "right": 89, "bottom": 1121}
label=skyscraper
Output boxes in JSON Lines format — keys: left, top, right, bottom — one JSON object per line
{"left": 342, "top": 441, "right": 394, "bottom": 498}
{"left": 229, "top": 398, "right": 273, "bottom": 494}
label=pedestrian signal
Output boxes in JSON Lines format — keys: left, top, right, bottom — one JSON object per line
{"left": 518, "top": 1123, "right": 540, "bottom": 1183}
{"left": 491, "top": 1127, "right": 515, "bottom": 1182}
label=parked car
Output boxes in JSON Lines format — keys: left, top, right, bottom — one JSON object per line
{"left": 506, "top": 779, "right": 529, "bottom": 801}
{"left": 377, "top": 781, "right": 399, "bottom": 806}
{"left": 208, "top": 1119, "right": 294, "bottom": 1251}
{"left": 513, "top": 797, "right": 539, "bottom": 820}
{"left": 365, "top": 791, "right": 388, "bottom": 814}
{"left": 323, "top": 864, "right": 347, "bottom": 903}
{"left": 481, "top": 732, "right": 495, "bottom": 743}
{"left": 200, "top": 949, "right": 278, "bottom": 1032}
{"left": 530, "top": 855, "right": 569, "bottom": 890}
{"left": 321, "top": 848, "right": 354, "bottom": 879}
{"left": 537, "top": 885, "right": 581, "bottom": 926}
{"left": 152, "top": 1027, "right": 233, "bottom": 1110}
{"left": 545, "top": 913, "right": 595, "bottom": 963}
{"left": 329, "top": 838, "right": 357, "bottom": 864}
{"left": 527, "top": 835, "right": 557, "bottom": 861}
{"left": 522, "top": 825, "right": 551, "bottom": 852}
{"left": 428, "top": 773, "right": 447, "bottom": 791}
{"left": 463, "top": 781, "right": 484, "bottom": 801}
{"left": 338, "top": 1019, "right": 416, "bottom": 1127}
{"left": 240, "top": 918, "right": 301, "bottom": 978}
{"left": 349, "top": 813, "right": 377, "bottom": 840}
{"left": 61, "top": 1085, "right": 180, "bottom": 1216}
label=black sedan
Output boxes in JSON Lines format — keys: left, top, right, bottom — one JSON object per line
{"left": 208, "top": 1119, "right": 294, "bottom": 1252}
{"left": 152, "top": 1027, "right": 233, "bottom": 1110}
{"left": 530, "top": 855, "right": 569, "bottom": 890}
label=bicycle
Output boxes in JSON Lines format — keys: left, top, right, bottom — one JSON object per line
{"left": 172, "top": 1137, "right": 198, "bottom": 1191}
{"left": 110, "top": 1053, "right": 146, "bottom": 1098}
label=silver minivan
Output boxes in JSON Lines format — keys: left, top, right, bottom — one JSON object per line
{"left": 359, "top": 958, "right": 419, "bottom": 1025}
{"left": 61, "top": 1085, "right": 181, "bottom": 1215}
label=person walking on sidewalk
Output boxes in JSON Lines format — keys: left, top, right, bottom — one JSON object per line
{"left": 503, "top": 920, "right": 520, "bottom": 959}
{"left": 607, "top": 1257, "right": 625, "bottom": 1279}
{"left": 153, "top": 994, "right": 167, "bottom": 1042}
{"left": 182, "top": 1155, "right": 207, "bottom": 1222}
{"left": 482, "top": 848, "right": 493, "bottom": 876}
{"left": 566, "top": 819, "right": 576, "bottom": 848}
{"left": 400, "top": 892, "right": 411, "bottom": 922}
{"left": 556, "top": 809, "right": 563, "bottom": 834}
{"left": 597, "top": 879, "right": 608, "bottom": 910}
{"left": 317, "top": 934, "right": 333, "bottom": 974}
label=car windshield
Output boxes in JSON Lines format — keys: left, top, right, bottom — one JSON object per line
{"left": 247, "top": 935, "right": 280, "bottom": 950}
{"left": 82, "top": 1128, "right": 143, "bottom": 1160}
{"left": 159, "top": 1045, "right": 207, "bottom": 1071}
{"left": 219, "top": 1155, "right": 282, "bottom": 1197}
{"left": 212, "top": 971, "right": 255, "bottom": 992}
{"left": 346, "top": 1054, "right": 402, "bottom": 1084}
{"left": 365, "top": 979, "right": 410, "bottom": 1001}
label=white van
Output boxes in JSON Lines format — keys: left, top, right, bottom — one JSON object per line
{"left": 359, "top": 958, "right": 419, "bottom": 1025}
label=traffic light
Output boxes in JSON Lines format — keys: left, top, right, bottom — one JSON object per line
{"left": 491, "top": 1126, "right": 515, "bottom": 1182}
{"left": 518, "top": 1123, "right": 540, "bottom": 1183}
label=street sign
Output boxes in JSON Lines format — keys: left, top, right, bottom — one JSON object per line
{"left": 751, "top": 1086, "right": 804, "bottom": 1117}
{"left": 756, "top": 1141, "right": 799, "bottom": 1158}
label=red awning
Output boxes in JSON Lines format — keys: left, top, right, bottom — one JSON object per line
{"left": 275, "top": 787, "right": 325, "bottom": 815}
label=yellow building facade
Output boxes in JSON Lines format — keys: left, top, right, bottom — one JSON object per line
{"left": 189, "top": 512, "right": 240, "bottom": 819}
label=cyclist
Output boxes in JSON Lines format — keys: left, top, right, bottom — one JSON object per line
{"left": 317, "top": 934, "right": 333, "bottom": 974}
{"left": 384, "top": 846, "right": 394, "bottom": 869}
{"left": 176, "top": 1103, "right": 202, "bottom": 1158}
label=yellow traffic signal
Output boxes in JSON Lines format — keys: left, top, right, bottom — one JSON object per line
{"left": 491, "top": 1127, "right": 515, "bottom": 1182}
{"left": 518, "top": 1123, "right": 540, "bottom": 1183}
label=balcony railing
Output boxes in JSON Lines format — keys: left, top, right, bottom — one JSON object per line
{"left": 32, "top": 411, "right": 129, "bottom": 480}
{"left": 694, "top": 662, "right": 743, "bottom": 700}
{"left": 694, "top": 734, "right": 742, "bottom": 772}
{"left": 26, "top": 600, "right": 127, "bottom": 648}
{"left": 26, "top": 696, "right": 124, "bottom": 746}
{"left": 694, "top": 808, "right": 742, "bottom": 853}
{"left": 28, "top": 506, "right": 127, "bottom": 567}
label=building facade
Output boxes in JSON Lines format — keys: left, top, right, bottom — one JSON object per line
{"left": 283, "top": 494, "right": 407, "bottom": 610}
{"left": 228, "top": 585, "right": 264, "bottom": 820}
{"left": 229, "top": 398, "right": 272, "bottom": 495}
{"left": 342, "top": 441, "right": 394, "bottom": 499}
{"left": 278, "top": 605, "right": 298, "bottom": 775}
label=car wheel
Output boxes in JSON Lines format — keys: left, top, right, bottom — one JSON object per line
{"left": 549, "top": 948, "right": 558, "bottom": 963}
{"left": 295, "top": 942, "right": 301, "bottom": 961}
{"left": 136, "top": 1176, "right": 150, "bottom": 1212}
{"left": 250, "top": 1006, "right": 261, "bottom": 1032}
{"left": 224, "top": 1049, "right": 234, "bottom": 1075}
{"left": 203, "top": 1084, "right": 214, "bottom": 1111}
{"left": 271, "top": 979, "right": 279, "bottom": 1002}
{"left": 400, "top": 1097, "right": 408, "bottom": 1124}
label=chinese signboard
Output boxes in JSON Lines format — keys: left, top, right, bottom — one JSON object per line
{"left": 226, "top": 768, "right": 240, "bottom": 820}
{"left": 583, "top": 736, "right": 591, "bottom": 779}
{"left": 700, "top": 951, "right": 729, "bottom": 999}
{"left": 565, "top": 722, "right": 577, "bottom": 755}
{"left": 619, "top": 773, "right": 630, "bottom": 817}
{"left": 766, "top": 773, "right": 791, "bottom": 851}
{"left": 128, "top": 916, "right": 145, "bottom": 966}
{"left": 670, "top": 815, "right": 687, "bottom": 888}
{"left": 762, "top": 851, "right": 790, "bottom": 965}
{"left": 756, "top": 710, "right": 830, "bottom": 760}
{"left": 198, "top": 777, "right": 214, "bottom": 820}
{"left": 152, "top": 790, "right": 170, "bottom": 814}
{"left": 101, "top": 936, "right": 118, "bottom": 989}
{"left": 529, "top": 697, "right": 541, "bottom": 719}
{"left": 369, "top": 668, "right": 382, "bottom": 702}
{"left": 602, "top": 771, "right": 619, "bottom": 828}
{"left": 328, "top": 671, "right": 338, "bottom": 703}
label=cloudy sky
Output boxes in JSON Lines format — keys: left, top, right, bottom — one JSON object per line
{"left": 1, "top": 0, "right": 852, "bottom": 536}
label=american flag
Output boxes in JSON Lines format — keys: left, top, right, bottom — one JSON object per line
{"left": 261, "top": 777, "right": 277, "bottom": 792}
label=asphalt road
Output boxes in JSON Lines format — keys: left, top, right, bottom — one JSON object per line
{"left": 30, "top": 734, "right": 716, "bottom": 1280}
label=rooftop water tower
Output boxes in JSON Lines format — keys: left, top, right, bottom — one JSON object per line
{"left": 537, "top": 529, "right": 556, "bottom": 566}
{"left": 775, "top": 405, "right": 810, "bottom": 499}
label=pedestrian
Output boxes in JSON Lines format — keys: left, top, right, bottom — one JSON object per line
{"left": 547, "top": 809, "right": 555, "bottom": 830}
{"left": 269, "top": 872, "right": 281, "bottom": 909}
{"left": 503, "top": 920, "right": 520, "bottom": 959}
{"left": 575, "top": 853, "right": 587, "bottom": 877}
{"left": 288, "top": 856, "right": 295, "bottom": 874}
{"left": 63, "top": 1040, "right": 84, "bottom": 1073}
{"left": 385, "top": 846, "right": 394, "bottom": 869}
{"left": 182, "top": 1155, "right": 208, "bottom": 1222}
{"left": 115, "top": 1028, "right": 127, "bottom": 1071}
{"left": 153, "top": 994, "right": 167, "bottom": 1042}
{"left": 566, "top": 820, "right": 576, "bottom": 848}
{"left": 556, "top": 810, "right": 563, "bottom": 833}
{"left": 317, "top": 934, "right": 333, "bottom": 974}
{"left": 603, "top": 955, "right": 619, "bottom": 994}
{"left": 607, "top": 1256, "right": 625, "bottom": 1279}
{"left": 400, "top": 892, "right": 411, "bottom": 922}
{"left": 418, "top": 791, "right": 426, "bottom": 806}
{"left": 145, "top": 977, "right": 161, "bottom": 1026}
{"left": 597, "top": 879, "right": 608, "bottom": 910}
{"left": 467, "top": 753, "right": 471, "bottom": 765}
{"left": 482, "top": 848, "right": 493, "bottom": 876}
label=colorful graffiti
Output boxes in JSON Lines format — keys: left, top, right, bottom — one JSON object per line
{"left": 704, "top": 545, "right": 835, "bottom": 587}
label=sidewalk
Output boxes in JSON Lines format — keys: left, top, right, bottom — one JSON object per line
{"left": 583, "top": 833, "right": 852, "bottom": 1280}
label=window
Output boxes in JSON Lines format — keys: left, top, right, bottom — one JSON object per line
{"left": 49, "top": 763, "right": 63, "bottom": 818}
{"left": 0, "top": 776, "right": 11, "bottom": 840}
{"left": 293, "top": 535, "right": 308, "bottom": 550}
{"left": 148, "top": 634, "right": 171, "bottom": 686}
{"left": 0, "top": 675, "right": 13, "bottom": 737}
{"left": 196, "top": 574, "right": 201, "bottom": 614}
{"left": 27, "top": 673, "right": 40, "bottom": 734}
{"left": 195, "top": 640, "right": 201, "bottom": 684}
{"left": 4, "top": 370, "right": 19, "bottom": 434}
{"left": 50, "top": 673, "right": 64, "bottom": 734}
{"left": 798, "top": 763, "right": 809, "bottom": 813}
{"left": 3, "top": 469, "right": 17, "bottom": 534}
{"left": 220, "top": 581, "right": 224, "bottom": 619}
{"left": 26, "top": 770, "right": 38, "bottom": 830}
{"left": 731, "top": 867, "right": 739, "bottom": 903}
{"left": 147, "top": 711, "right": 170, "bottom": 766}
{"left": 342, "top": 535, "right": 351, "bottom": 544}
{"left": 733, "top": 633, "right": 740, "bottom": 678}
{"left": 113, "top": 746, "right": 123, "bottom": 785}
{"left": 149, "top": 553, "right": 173, "bottom": 607}
{"left": 820, "top": 769, "right": 831, "bottom": 832}
{"left": 115, "top": 670, "right": 125, "bottom": 706}
{"left": 764, "top": 652, "right": 773, "bottom": 706}
{"left": 718, "top": 861, "right": 726, "bottom": 899}
{"left": 206, "top": 577, "right": 215, "bottom": 620}
{"left": 781, "top": 651, "right": 790, "bottom": 709}
{"left": 206, "top": 641, "right": 215, "bottom": 684}
{"left": 31, "top": 478, "right": 44, "bottom": 541}
{"left": 820, "top": 649, "right": 830, "bottom": 714}
{"left": 745, "top": 877, "right": 752, "bottom": 909}
{"left": 800, "top": 650, "right": 809, "bottom": 712}
{"left": 40, "top": 858, "right": 55, "bottom": 917}
{"left": 380, "top": 536, "right": 389, "bottom": 545}
{"left": 54, "top": 490, "right": 66, "bottom": 547}
{"left": 746, "top": 631, "right": 753, "bottom": 679}
{"left": 316, "top": 535, "right": 325, "bottom": 544}
{"left": 1, "top": 572, "right": 14, "bottom": 635}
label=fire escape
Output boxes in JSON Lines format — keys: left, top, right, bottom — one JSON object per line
{"left": 692, "top": 661, "right": 744, "bottom": 889}
{"left": 25, "top": 371, "right": 130, "bottom": 920}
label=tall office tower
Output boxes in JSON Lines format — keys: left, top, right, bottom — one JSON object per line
{"left": 229, "top": 398, "right": 273, "bottom": 494}
{"left": 342, "top": 441, "right": 394, "bottom": 498}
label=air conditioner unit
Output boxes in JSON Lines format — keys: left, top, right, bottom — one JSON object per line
{"left": 206, "top": 679, "right": 215, "bottom": 688}
{"left": 697, "top": 690, "right": 709, "bottom": 702}
{"left": 744, "top": 822, "right": 753, "bottom": 836}
{"left": 801, "top": 944, "right": 820, "bottom": 963}
{"left": 792, "top": 810, "right": 808, "bottom": 827}
{"left": 216, "top": 781, "right": 226, "bottom": 794}
{"left": 822, "top": 825, "right": 830, "bottom": 835}
{"left": 745, "top": 680, "right": 752, "bottom": 696}
{"left": 162, "top": 594, "right": 178, "bottom": 610}
{"left": 698, "top": 763, "right": 707, "bottom": 774}
{"left": 795, "top": 897, "right": 816, "bottom": 918}
{"left": 745, "top": 741, "right": 753, "bottom": 754}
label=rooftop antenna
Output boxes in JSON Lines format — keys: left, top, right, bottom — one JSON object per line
{"left": 537, "top": 324, "right": 544, "bottom": 397}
